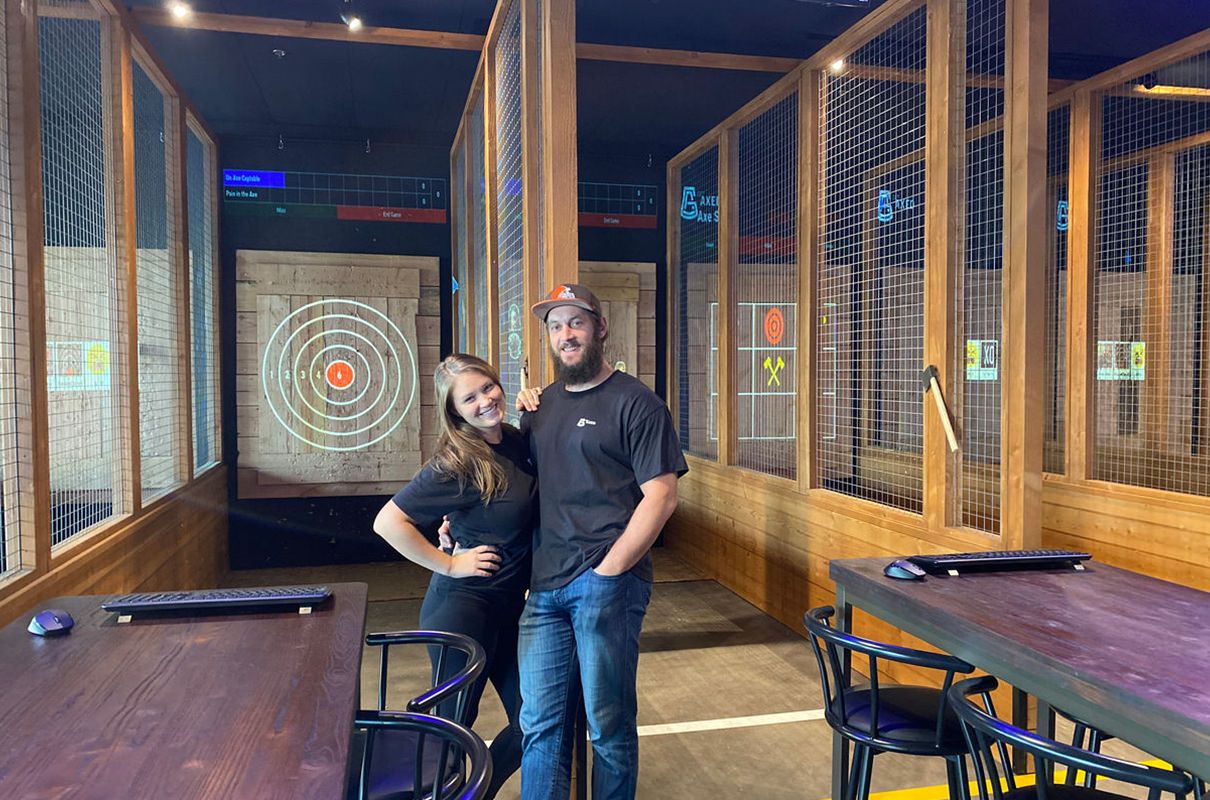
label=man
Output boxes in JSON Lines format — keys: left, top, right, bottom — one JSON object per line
{"left": 517, "top": 283, "right": 687, "bottom": 800}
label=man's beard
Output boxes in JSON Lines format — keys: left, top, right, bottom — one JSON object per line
{"left": 552, "top": 333, "right": 605, "bottom": 385}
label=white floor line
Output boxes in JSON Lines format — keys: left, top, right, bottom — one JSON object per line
{"left": 484, "top": 708, "right": 826, "bottom": 746}
{"left": 637, "top": 708, "right": 826, "bottom": 737}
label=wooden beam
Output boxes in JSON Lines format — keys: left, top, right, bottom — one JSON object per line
{"left": 576, "top": 42, "right": 799, "bottom": 73}
{"left": 132, "top": 7, "right": 486, "bottom": 51}
{"left": 808, "top": 0, "right": 925, "bottom": 74}
{"left": 1000, "top": 0, "right": 1047, "bottom": 550}
{"left": 1112, "top": 84, "right": 1210, "bottom": 103}
{"left": 1061, "top": 27, "right": 1210, "bottom": 96}
{"left": 923, "top": 0, "right": 964, "bottom": 533}
{"left": 797, "top": 69, "right": 821, "bottom": 491}
{"left": 1065, "top": 89, "right": 1099, "bottom": 482}
{"left": 717, "top": 128, "right": 738, "bottom": 466}
{"left": 1143, "top": 153, "right": 1174, "bottom": 457}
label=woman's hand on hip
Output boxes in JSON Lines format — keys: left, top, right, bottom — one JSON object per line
{"left": 446, "top": 545, "right": 502, "bottom": 579}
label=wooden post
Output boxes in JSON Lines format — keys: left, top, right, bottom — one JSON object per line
{"left": 541, "top": 0, "right": 579, "bottom": 382}
{"left": 923, "top": 0, "right": 964, "bottom": 532}
{"left": 1066, "top": 89, "right": 1099, "bottom": 482}
{"left": 1143, "top": 153, "right": 1174, "bottom": 461}
{"left": 519, "top": 0, "right": 542, "bottom": 388}
{"left": 717, "top": 128, "right": 738, "bottom": 466}
{"left": 1001, "top": 0, "right": 1048, "bottom": 550}
{"left": 482, "top": 48, "right": 501, "bottom": 367}
{"left": 666, "top": 161, "right": 682, "bottom": 438}
{"left": 171, "top": 95, "right": 194, "bottom": 483}
{"left": 110, "top": 20, "right": 140, "bottom": 515}
{"left": 798, "top": 69, "right": 820, "bottom": 490}
{"left": 14, "top": 0, "right": 49, "bottom": 570}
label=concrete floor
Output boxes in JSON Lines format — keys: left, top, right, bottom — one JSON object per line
{"left": 225, "top": 549, "right": 1160, "bottom": 799}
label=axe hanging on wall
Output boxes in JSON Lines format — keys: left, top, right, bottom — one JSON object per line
{"left": 920, "top": 365, "right": 959, "bottom": 453}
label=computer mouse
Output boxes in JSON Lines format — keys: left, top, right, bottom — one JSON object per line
{"left": 883, "top": 559, "right": 927, "bottom": 581}
{"left": 28, "top": 608, "right": 75, "bottom": 636}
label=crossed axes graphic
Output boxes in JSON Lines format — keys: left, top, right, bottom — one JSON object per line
{"left": 763, "top": 356, "right": 785, "bottom": 386}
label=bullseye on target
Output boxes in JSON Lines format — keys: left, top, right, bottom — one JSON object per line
{"left": 261, "top": 298, "right": 418, "bottom": 452}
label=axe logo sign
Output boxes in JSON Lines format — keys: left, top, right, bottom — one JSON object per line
{"left": 680, "top": 186, "right": 719, "bottom": 223}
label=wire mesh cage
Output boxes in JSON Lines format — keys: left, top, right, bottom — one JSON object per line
{"left": 817, "top": 7, "right": 927, "bottom": 512}
{"left": 1046, "top": 104, "right": 1071, "bottom": 475}
{"left": 1094, "top": 50, "right": 1210, "bottom": 497}
{"left": 187, "top": 120, "right": 218, "bottom": 474}
{"left": 735, "top": 92, "right": 798, "bottom": 480}
{"left": 495, "top": 0, "right": 525, "bottom": 420}
{"left": 133, "top": 59, "right": 182, "bottom": 502}
{"left": 959, "top": 0, "right": 1007, "bottom": 533}
{"left": 1045, "top": 103, "right": 1074, "bottom": 474}
{"left": 39, "top": 4, "right": 125, "bottom": 545}
{"left": 470, "top": 95, "right": 489, "bottom": 361}
{"left": 675, "top": 146, "right": 720, "bottom": 459}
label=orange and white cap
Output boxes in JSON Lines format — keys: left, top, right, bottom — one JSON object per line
{"left": 530, "top": 283, "right": 603, "bottom": 322}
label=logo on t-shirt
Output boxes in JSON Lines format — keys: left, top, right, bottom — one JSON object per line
{"left": 576, "top": 418, "right": 597, "bottom": 427}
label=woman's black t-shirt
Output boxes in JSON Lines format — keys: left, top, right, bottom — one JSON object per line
{"left": 391, "top": 425, "right": 536, "bottom": 595}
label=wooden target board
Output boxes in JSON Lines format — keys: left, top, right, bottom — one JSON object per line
{"left": 237, "top": 252, "right": 433, "bottom": 498}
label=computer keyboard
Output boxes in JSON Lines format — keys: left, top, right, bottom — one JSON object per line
{"left": 907, "top": 549, "right": 1091, "bottom": 574}
{"left": 102, "top": 585, "right": 332, "bottom": 615}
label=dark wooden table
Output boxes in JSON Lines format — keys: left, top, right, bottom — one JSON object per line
{"left": 829, "top": 558, "right": 1210, "bottom": 799}
{"left": 0, "top": 582, "right": 368, "bottom": 799}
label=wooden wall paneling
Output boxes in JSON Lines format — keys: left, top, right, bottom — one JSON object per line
{"left": 540, "top": 0, "right": 579, "bottom": 291}
{"left": 1065, "top": 89, "right": 1100, "bottom": 481}
{"left": 1143, "top": 153, "right": 1174, "bottom": 457}
{"left": 923, "top": 0, "right": 965, "bottom": 534}
{"left": 1000, "top": 0, "right": 1048, "bottom": 551}
{"left": 798, "top": 69, "right": 820, "bottom": 490}
{"left": 11, "top": 0, "right": 48, "bottom": 575}
{"left": 717, "top": 128, "right": 738, "bottom": 465}
{"left": 519, "top": 0, "right": 542, "bottom": 388}
{"left": 483, "top": 46, "right": 501, "bottom": 366}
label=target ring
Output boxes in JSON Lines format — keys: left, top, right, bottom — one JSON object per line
{"left": 261, "top": 299, "right": 417, "bottom": 452}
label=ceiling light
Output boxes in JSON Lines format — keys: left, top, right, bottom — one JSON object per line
{"left": 168, "top": 1, "right": 191, "bottom": 19}
{"left": 272, "top": 48, "right": 287, "bottom": 59}
{"left": 340, "top": 0, "right": 362, "bottom": 31}
{"left": 830, "top": 59, "right": 845, "bottom": 73}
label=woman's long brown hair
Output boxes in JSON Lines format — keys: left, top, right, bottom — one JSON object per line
{"left": 430, "top": 354, "right": 513, "bottom": 502}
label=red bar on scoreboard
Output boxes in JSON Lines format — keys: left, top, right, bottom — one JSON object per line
{"left": 578, "top": 212, "right": 657, "bottom": 229}
{"left": 336, "top": 206, "right": 447, "bottom": 223}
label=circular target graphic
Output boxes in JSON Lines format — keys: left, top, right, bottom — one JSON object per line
{"left": 261, "top": 299, "right": 418, "bottom": 452}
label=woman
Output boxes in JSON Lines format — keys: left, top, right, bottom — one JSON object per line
{"left": 373, "top": 354, "right": 535, "bottom": 799}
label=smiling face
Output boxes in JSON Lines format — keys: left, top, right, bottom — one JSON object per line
{"left": 546, "top": 304, "right": 607, "bottom": 386}
{"left": 448, "top": 370, "right": 505, "bottom": 440}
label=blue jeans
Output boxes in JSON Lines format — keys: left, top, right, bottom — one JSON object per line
{"left": 518, "top": 568, "right": 652, "bottom": 800}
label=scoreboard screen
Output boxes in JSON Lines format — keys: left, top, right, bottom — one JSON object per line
{"left": 224, "top": 169, "right": 447, "bottom": 223}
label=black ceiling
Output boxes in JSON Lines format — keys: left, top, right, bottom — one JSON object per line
{"left": 131, "top": 0, "right": 1210, "bottom": 158}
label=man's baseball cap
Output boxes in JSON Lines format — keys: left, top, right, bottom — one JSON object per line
{"left": 531, "top": 283, "right": 602, "bottom": 322}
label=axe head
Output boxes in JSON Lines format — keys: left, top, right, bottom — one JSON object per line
{"left": 920, "top": 364, "right": 940, "bottom": 393}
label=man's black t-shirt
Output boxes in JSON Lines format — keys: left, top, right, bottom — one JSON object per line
{"left": 522, "top": 370, "right": 687, "bottom": 591}
{"left": 391, "top": 425, "right": 536, "bottom": 595}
